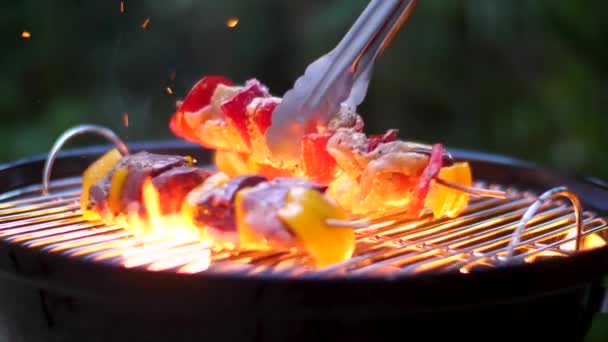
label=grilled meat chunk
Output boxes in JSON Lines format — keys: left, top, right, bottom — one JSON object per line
{"left": 237, "top": 178, "right": 326, "bottom": 249}
{"left": 152, "top": 166, "right": 211, "bottom": 214}
{"left": 88, "top": 151, "right": 193, "bottom": 217}
{"left": 185, "top": 175, "right": 267, "bottom": 238}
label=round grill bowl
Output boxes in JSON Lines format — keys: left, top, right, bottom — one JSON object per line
{"left": 0, "top": 140, "right": 607, "bottom": 342}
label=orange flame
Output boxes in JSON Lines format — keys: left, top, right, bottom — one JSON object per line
{"left": 21, "top": 31, "right": 31, "bottom": 39}
{"left": 120, "top": 178, "right": 210, "bottom": 270}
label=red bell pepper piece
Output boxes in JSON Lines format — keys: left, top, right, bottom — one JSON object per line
{"left": 220, "top": 79, "right": 269, "bottom": 147}
{"left": 169, "top": 75, "right": 233, "bottom": 142}
{"left": 250, "top": 97, "right": 280, "bottom": 134}
{"left": 407, "top": 143, "right": 445, "bottom": 217}
{"left": 301, "top": 132, "right": 338, "bottom": 185}
{"left": 367, "top": 129, "right": 398, "bottom": 152}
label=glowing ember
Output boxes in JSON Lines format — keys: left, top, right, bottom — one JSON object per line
{"left": 141, "top": 18, "right": 150, "bottom": 29}
{"left": 122, "top": 113, "right": 129, "bottom": 127}
{"left": 523, "top": 229, "right": 605, "bottom": 263}
{"left": 120, "top": 1, "right": 124, "bottom": 13}
{"left": 524, "top": 250, "right": 564, "bottom": 263}
{"left": 561, "top": 229, "right": 606, "bottom": 252}
{"left": 226, "top": 17, "right": 239, "bottom": 28}
{"left": 165, "top": 86, "right": 173, "bottom": 95}
{"left": 21, "top": 30, "right": 31, "bottom": 39}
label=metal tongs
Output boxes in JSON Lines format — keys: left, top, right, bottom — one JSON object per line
{"left": 264, "top": 0, "right": 419, "bottom": 165}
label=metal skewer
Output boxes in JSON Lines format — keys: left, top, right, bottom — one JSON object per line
{"left": 435, "top": 178, "right": 508, "bottom": 199}
{"left": 42, "top": 125, "right": 129, "bottom": 195}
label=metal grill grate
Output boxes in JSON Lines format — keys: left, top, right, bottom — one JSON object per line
{"left": 0, "top": 177, "right": 607, "bottom": 278}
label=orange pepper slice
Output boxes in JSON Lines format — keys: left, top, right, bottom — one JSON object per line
{"left": 426, "top": 162, "right": 473, "bottom": 218}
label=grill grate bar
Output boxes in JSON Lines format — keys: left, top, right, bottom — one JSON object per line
{"left": 452, "top": 219, "right": 608, "bottom": 271}
{"left": 47, "top": 229, "right": 133, "bottom": 254}
{"left": 0, "top": 191, "right": 79, "bottom": 210}
{"left": 123, "top": 242, "right": 210, "bottom": 269}
{"left": 0, "top": 203, "right": 80, "bottom": 225}
{"left": 0, "top": 178, "right": 606, "bottom": 277}
{"left": 0, "top": 211, "right": 82, "bottom": 231}
{"left": 0, "top": 217, "right": 85, "bottom": 237}
{"left": 0, "top": 178, "right": 81, "bottom": 203}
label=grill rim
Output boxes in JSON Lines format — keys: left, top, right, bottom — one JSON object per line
{"left": 5, "top": 139, "right": 608, "bottom": 211}
{"left": 0, "top": 141, "right": 608, "bottom": 303}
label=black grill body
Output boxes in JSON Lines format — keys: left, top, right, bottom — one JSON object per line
{"left": 0, "top": 141, "right": 606, "bottom": 342}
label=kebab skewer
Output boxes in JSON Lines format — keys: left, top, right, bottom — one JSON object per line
{"left": 169, "top": 76, "right": 502, "bottom": 218}
{"left": 80, "top": 149, "right": 355, "bottom": 267}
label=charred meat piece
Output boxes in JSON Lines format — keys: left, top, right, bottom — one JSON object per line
{"left": 88, "top": 151, "right": 192, "bottom": 217}
{"left": 238, "top": 178, "right": 326, "bottom": 249}
{"left": 152, "top": 166, "right": 211, "bottom": 215}
{"left": 187, "top": 175, "right": 267, "bottom": 235}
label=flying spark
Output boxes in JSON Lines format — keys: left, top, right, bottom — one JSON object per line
{"left": 141, "top": 18, "right": 150, "bottom": 29}
{"left": 21, "top": 31, "right": 31, "bottom": 39}
{"left": 123, "top": 113, "right": 129, "bottom": 127}
{"left": 120, "top": 1, "right": 124, "bottom": 13}
{"left": 226, "top": 17, "right": 239, "bottom": 28}
{"left": 166, "top": 86, "right": 173, "bottom": 95}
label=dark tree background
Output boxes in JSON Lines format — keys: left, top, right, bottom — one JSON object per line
{"left": 3, "top": 1, "right": 608, "bottom": 179}
{"left": 2, "top": 1, "right": 608, "bottom": 340}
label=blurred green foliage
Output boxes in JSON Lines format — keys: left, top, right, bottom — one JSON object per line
{"left": 2, "top": 0, "right": 608, "bottom": 180}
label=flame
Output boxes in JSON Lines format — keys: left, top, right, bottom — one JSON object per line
{"left": 119, "top": 178, "right": 211, "bottom": 270}
{"left": 141, "top": 18, "right": 150, "bottom": 29}
{"left": 524, "top": 250, "right": 564, "bottom": 263}
{"left": 561, "top": 229, "right": 606, "bottom": 252}
{"left": 226, "top": 17, "right": 239, "bottom": 28}
{"left": 524, "top": 230, "right": 606, "bottom": 263}
{"left": 21, "top": 30, "right": 31, "bottom": 39}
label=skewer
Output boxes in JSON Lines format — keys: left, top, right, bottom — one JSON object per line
{"left": 42, "top": 125, "right": 510, "bottom": 230}
{"left": 42, "top": 125, "right": 129, "bottom": 195}
{"left": 434, "top": 178, "right": 508, "bottom": 199}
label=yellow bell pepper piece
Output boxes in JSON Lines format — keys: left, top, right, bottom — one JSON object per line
{"left": 426, "top": 162, "right": 473, "bottom": 218}
{"left": 81, "top": 148, "right": 123, "bottom": 220}
{"left": 108, "top": 166, "right": 128, "bottom": 215}
{"left": 235, "top": 188, "right": 271, "bottom": 250}
{"left": 277, "top": 187, "right": 355, "bottom": 267}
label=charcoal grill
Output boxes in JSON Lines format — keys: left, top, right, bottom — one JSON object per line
{"left": 0, "top": 137, "right": 608, "bottom": 342}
